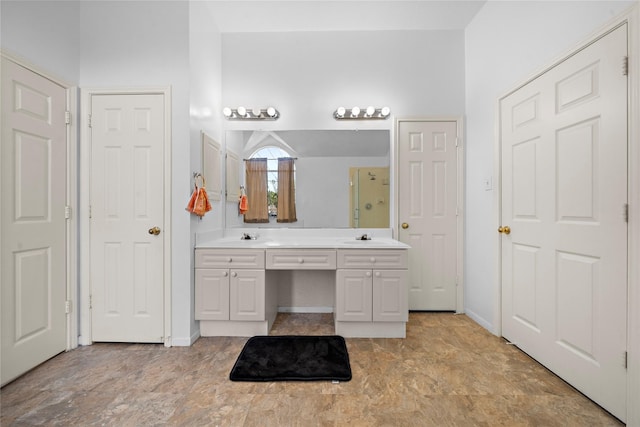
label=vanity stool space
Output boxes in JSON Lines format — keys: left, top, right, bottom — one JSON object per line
{"left": 194, "top": 230, "right": 410, "bottom": 338}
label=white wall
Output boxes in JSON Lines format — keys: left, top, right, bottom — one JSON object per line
{"left": 0, "top": 1, "right": 80, "bottom": 83}
{"left": 464, "top": 0, "right": 635, "bottom": 333}
{"left": 221, "top": 30, "right": 466, "bottom": 132}
{"left": 188, "top": 1, "right": 223, "bottom": 343}
{"left": 77, "top": 1, "right": 195, "bottom": 345}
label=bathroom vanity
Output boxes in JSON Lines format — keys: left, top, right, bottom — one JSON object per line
{"left": 195, "top": 229, "right": 409, "bottom": 338}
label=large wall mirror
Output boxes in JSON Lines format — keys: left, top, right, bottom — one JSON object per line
{"left": 225, "top": 129, "right": 390, "bottom": 228}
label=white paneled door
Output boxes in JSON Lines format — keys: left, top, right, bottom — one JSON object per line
{"left": 90, "top": 93, "right": 165, "bottom": 343}
{"left": 1, "top": 58, "right": 68, "bottom": 385}
{"left": 397, "top": 120, "right": 459, "bottom": 310}
{"left": 500, "top": 25, "right": 628, "bottom": 421}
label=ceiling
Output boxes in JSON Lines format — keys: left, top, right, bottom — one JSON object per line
{"left": 204, "top": 1, "right": 487, "bottom": 33}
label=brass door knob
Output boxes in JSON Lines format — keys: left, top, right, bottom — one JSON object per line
{"left": 498, "top": 226, "right": 511, "bottom": 235}
{"left": 148, "top": 226, "right": 161, "bottom": 235}
{"left": 401, "top": 223, "right": 409, "bottom": 229}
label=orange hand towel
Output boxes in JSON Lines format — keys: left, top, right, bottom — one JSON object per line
{"left": 193, "top": 187, "right": 212, "bottom": 217}
{"left": 239, "top": 194, "right": 249, "bottom": 214}
{"left": 186, "top": 184, "right": 198, "bottom": 213}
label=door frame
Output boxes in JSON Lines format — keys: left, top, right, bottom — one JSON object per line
{"left": 0, "top": 50, "right": 79, "bottom": 352}
{"left": 394, "top": 116, "right": 465, "bottom": 313}
{"left": 79, "top": 87, "right": 172, "bottom": 347}
{"left": 494, "top": 9, "right": 639, "bottom": 425}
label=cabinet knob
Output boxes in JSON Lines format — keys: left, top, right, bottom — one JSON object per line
{"left": 298, "top": 258, "right": 304, "bottom": 264}
{"left": 370, "top": 257, "right": 376, "bottom": 263}
{"left": 223, "top": 271, "right": 228, "bottom": 277}
{"left": 375, "top": 271, "right": 381, "bottom": 277}
{"left": 231, "top": 272, "right": 237, "bottom": 277}
{"left": 227, "top": 257, "right": 233, "bottom": 262}
{"left": 366, "top": 271, "right": 372, "bottom": 277}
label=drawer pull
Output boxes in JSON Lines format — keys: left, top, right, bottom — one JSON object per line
{"left": 370, "top": 257, "right": 376, "bottom": 263}
{"left": 227, "top": 257, "right": 233, "bottom": 263}
{"left": 298, "top": 258, "right": 304, "bottom": 264}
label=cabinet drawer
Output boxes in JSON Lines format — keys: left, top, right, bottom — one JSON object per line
{"left": 266, "top": 249, "right": 336, "bottom": 270}
{"left": 195, "top": 249, "right": 265, "bottom": 269}
{"left": 337, "top": 249, "right": 408, "bottom": 269}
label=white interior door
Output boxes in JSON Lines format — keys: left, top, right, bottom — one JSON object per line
{"left": 500, "top": 25, "right": 628, "bottom": 421}
{"left": 397, "top": 120, "right": 458, "bottom": 310}
{"left": 1, "top": 57, "right": 68, "bottom": 385}
{"left": 90, "top": 93, "right": 165, "bottom": 343}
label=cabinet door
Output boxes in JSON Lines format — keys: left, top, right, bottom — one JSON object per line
{"left": 195, "top": 269, "right": 230, "bottom": 320}
{"left": 336, "top": 269, "right": 373, "bottom": 322}
{"left": 230, "top": 269, "right": 265, "bottom": 321}
{"left": 373, "top": 270, "right": 408, "bottom": 322}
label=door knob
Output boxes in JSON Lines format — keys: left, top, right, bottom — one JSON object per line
{"left": 498, "top": 226, "right": 511, "bottom": 235}
{"left": 148, "top": 226, "right": 161, "bottom": 235}
{"left": 401, "top": 223, "right": 409, "bottom": 229}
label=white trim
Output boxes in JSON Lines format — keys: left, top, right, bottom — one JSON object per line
{"left": 625, "top": 5, "right": 640, "bottom": 427}
{"left": 0, "top": 51, "right": 79, "bottom": 352}
{"left": 79, "top": 87, "right": 172, "bottom": 347}
{"left": 394, "top": 116, "right": 465, "bottom": 314}
{"left": 66, "top": 86, "right": 79, "bottom": 351}
{"left": 171, "top": 331, "right": 200, "bottom": 347}
{"left": 495, "top": 7, "right": 639, "bottom": 424}
{"left": 0, "top": 49, "right": 73, "bottom": 89}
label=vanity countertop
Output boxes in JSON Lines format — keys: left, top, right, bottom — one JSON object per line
{"left": 195, "top": 228, "right": 410, "bottom": 250}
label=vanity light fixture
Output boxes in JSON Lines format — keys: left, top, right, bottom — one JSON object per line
{"left": 223, "top": 106, "right": 280, "bottom": 120}
{"left": 333, "top": 106, "right": 391, "bottom": 120}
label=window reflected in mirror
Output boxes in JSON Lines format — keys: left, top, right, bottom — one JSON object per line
{"left": 245, "top": 146, "right": 297, "bottom": 224}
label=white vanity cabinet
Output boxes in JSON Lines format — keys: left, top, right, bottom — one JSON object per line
{"left": 195, "top": 249, "right": 265, "bottom": 322}
{"left": 336, "top": 249, "right": 408, "bottom": 336}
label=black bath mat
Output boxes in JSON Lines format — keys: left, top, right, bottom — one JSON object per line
{"left": 229, "top": 335, "right": 352, "bottom": 382}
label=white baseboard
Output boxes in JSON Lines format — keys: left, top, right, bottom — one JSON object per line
{"left": 464, "top": 308, "right": 497, "bottom": 336}
{"left": 171, "top": 331, "right": 200, "bottom": 347}
{"left": 278, "top": 306, "right": 334, "bottom": 313}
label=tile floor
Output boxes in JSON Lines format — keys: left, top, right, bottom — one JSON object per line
{"left": 0, "top": 313, "right": 622, "bottom": 426}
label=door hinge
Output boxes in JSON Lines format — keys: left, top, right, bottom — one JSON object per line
{"left": 624, "top": 203, "right": 629, "bottom": 223}
{"left": 624, "top": 351, "right": 628, "bottom": 369}
{"left": 65, "top": 111, "right": 71, "bottom": 125}
{"left": 65, "top": 205, "right": 71, "bottom": 219}
{"left": 89, "top": 205, "right": 92, "bottom": 219}
{"left": 65, "top": 300, "right": 71, "bottom": 314}
{"left": 88, "top": 113, "right": 92, "bottom": 128}
{"left": 89, "top": 295, "right": 92, "bottom": 309}
{"left": 623, "top": 56, "right": 629, "bottom": 76}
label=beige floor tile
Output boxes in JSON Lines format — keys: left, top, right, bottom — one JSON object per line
{"left": 0, "top": 313, "right": 622, "bottom": 426}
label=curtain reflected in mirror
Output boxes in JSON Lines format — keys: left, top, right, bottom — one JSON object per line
{"left": 277, "top": 158, "right": 297, "bottom": 223}
{"left": 349, "top": 167, "right": 390, "bottom": 228}
{"left": 244, "top": 158, "right": 269, "bottom": 223}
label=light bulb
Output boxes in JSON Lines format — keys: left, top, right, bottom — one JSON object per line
{"left": 366, "top": 106, "right": 375, "bottom": 117}
{"left": 336, "top": 107, "right": 346, "bottom": 118}
{"left": 267, "top": 107, "right": 277, "bottom": 117}
{"left": 223, "top": 107, "right": 232, "bottom": 118}
{"left": 351, "top": 107, "right": 361, "bottom": 117}
{"left": 380, "top": 106, "right": 390, "bottom": 117}
{"left": 237, "top": 106, "right": 247, "bottom": 117}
